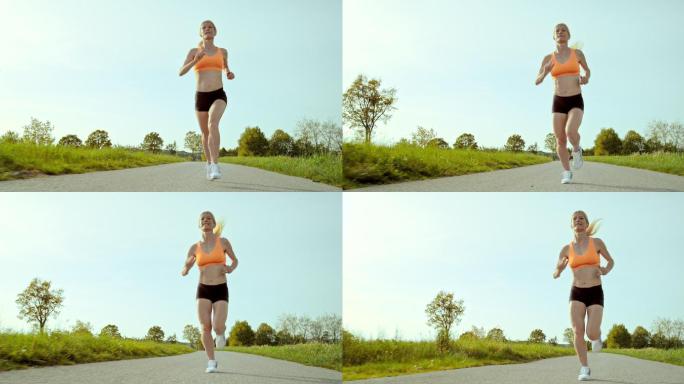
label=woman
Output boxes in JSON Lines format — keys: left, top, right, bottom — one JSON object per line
{"left": 179, "top": 20, "right": 235, "bottom": 181}
{"left": 553, "top": 211, "right": 614, "bottom": 381}
{"left": 181, "top": 211, "right": 238, "bottom": 373}
{"left": 535, "top": 23, "right": 591, "bottom": 184}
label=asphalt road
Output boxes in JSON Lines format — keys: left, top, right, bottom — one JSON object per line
{"left": 350, "top": 353, "right": 684, "bottom": 384}
{"left": 352, "top": 161, "right": 684, "bottom": 192}
{"left": 0, "top": 351, "right": 341, "bottom": 384}
{"left": 0, "top": 162, "right": 340, "bottom": 192}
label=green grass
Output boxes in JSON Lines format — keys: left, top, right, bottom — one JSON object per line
{"left": 0, "top": 332, "right": 193, "bottom": 371}
{"left": 343, "top": 338, "right": 574, "bottom": 381}
{"left": 605, "top": 348, "right": 684, "bottom": 366}
{"left": 343, "top": 143, "right": 551, "bottom": 188}
{"left": 0, "top": 142, "right": 185, "bottom": 181}
{"left": 223, "top": 343, "right": 341, "bottom": 371}
{"left": 219, "top": 154, "right": 343, "bottom": 188}
{"left": 586, "top": 152, "right": 684, "bottom": 176}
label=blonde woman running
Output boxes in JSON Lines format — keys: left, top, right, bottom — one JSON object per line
{"left": 553, "top": 211, "right": 614, "bottom": 381}
{"left": 181, "top": 211, "right": 238, "bottom": 373}
{"left": 179, "top": 20, "right": 235, "bottom": 180}
{"left": 535, "top": 23, "right": 591, "bottom": 184}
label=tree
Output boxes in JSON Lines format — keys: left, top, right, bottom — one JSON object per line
{"left": 269, "top": 129, "right": 294, "bottom": 156}
{"left": 184, "top": 131, "right": 203, "bottom": 160}
{"left": 527, "top": 142, "right": 539, "bottom": 154}
{"left": 166, "top": 334, "right": 177, "bottom": 344}
{"left": 594, "top": 128, "right": 622, "bottom": 155}
{"left": 183, "top": 324, "right": 202, "bottom": 350}
{"left": 0, "top": 130, "right": 21, "bottom": 144}
{"left": 631, "top": 326, "right": 650, "bottom": 349}
{"left": 255, "top": 323, "right": 276, "bottom": 346}
{"left": 319, "top": 313, "right": 342, "bottom": 343}
{"left": 142, "top": 132, "right": 164, "bottom": 153}
{"left": 646, "top": 120, "right": 684, "bottom": 152}
{"left": 651, "top": 318, "right": 684, "bottom": 349}
{"left": 425, "top": 291, "right": 465, "bottom": 352}
{"left": 321, "top": 120, "right": 343, "bottom": 153}
{"left": 528, "top": 329, "right": 546, "bottom": 343}
{"left": 606, "top": 324, "right": 631, "bottom": 348}
{"left": 544, "top": 132, "right": 557, "bottom": 153}
{"left": 427, "top": 137, "right": 449, "bottom": 149}
{"left": 275, "top": 329, "right": 294, "bottom": 346}
{"left": 22, "top": 117, "right": 55, "bottom": 145}
{"left": 453, "top": 133, "right": 478, "bottom": 150}
{"left": 563, "top": 327, "right": 574, "bottom": 345}
{"left": 15, "top": 278, "right": 64, "bottom": 333}
{"left": 229, "top": 320, "right": 255, "bottom": 346}
{"left": 504, "top": 134, "right": 525, "bottom": 152}
{"left": 622, "top": 130, "right": 645, "bottom": 154}
{"left": 100, "top": 324, "right": 122, "bottom": 338}
{"left": 342, "top": 74, "right": 397, "bottom": 143}
{"left": 411, "top": 126, "right": 437, "bottom": 148}
{"left": 165, "top": 141, "right": 177, "bottom": 155}
{"left": 238, "top": 126, "right": 269, "bottom": 156}
{"left": 85, "top": 129, "right": 112, "bottom": 149}
{"left": 458, "top": 331, "right": 478, "bottom": 340}
{"left": 486, "top": 327, "right": 506, "bottom": 342}
{"left": 146, "top": 326, "right": 165, "bottom": 342}
{"left": 72, "top": 320, "right": 94, "bottom": 336}
{"left": 277, "top": 314, "right": 299, "bottom": 342}
{"left": 58, "top": 134, "right": 82, "bottom": 147}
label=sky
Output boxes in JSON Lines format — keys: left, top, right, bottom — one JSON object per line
{"left": 344, "top": 193, "right": 684, "bottom": 342}
{"left": 0, "top": 193, "right": 342, "bottom": 341}
{"left": 343, "top": 0, "right": 684, "bottom": 148}
{"left": 0, "top": 0, "right": 341, "bottom": 149}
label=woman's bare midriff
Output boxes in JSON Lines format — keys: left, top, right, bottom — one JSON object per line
{"left": 554, "top": 76, "right": 581, "bottom": 97}
{"left": 199, "top": 264, "right": 227, "bottom": 285}
{"left": 572, "top": 266, "right": 601, "bottom": 288}
{"left": 196, "top": 71, "right": 224, "bottom": 92}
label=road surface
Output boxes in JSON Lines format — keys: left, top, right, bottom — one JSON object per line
{"left": 0, "top": 351, "right": 341, "bottom": 384}
{"left": 352, "top": 161, "right": 684, "bottom": 192}
{"left": 0, "top": 162, "right": 339, "bottom": 192}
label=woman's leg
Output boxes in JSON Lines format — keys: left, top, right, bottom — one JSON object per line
{"left": 553, "top": 113, "right": 570, "bottom": 171}
{"left": 197, "top": 299, "right": 215, "bottom": 360}
{"left": 195, "top": 111, "right": 210, "bottom": 163}
{"left": 570, "top": 300, "right": 588, "bottom": 366}
{"left": 565, "top": 108, "right": 584, "bottom": 152}
{"left": 586, "top": 304, "right": 604, "bottom": 344}
{"left": 207, "top": 100, "right": 227, "bottom": 163}
{"left": 212, "top": 300, "right": 228, "bottom": 339}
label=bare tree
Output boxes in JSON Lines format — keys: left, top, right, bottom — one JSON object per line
{"left": 16, "top": 278, "right": 64, "bottom": 333}
{"left": 343, "top": 74, "right": 397, "bottom": 143}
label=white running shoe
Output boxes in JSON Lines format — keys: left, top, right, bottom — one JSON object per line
{"left": 578, "top": 366, "right": 591, "bottom": 381}
{"left": 205, "top": 360, "right": 218, "bottom": 373}
{"left": 213, "top": 163, "right": 222, "bottom": 179}
{"left": 561, "top": 170, "right": 573, "bottom": 184}
{"left": 206, "top": 163, "right": 212, "bottom": 180}
{"left": 591, "top": 339, "right": 602, "bottom": 352}
{"left": 571, "top": 147, "right": 584, "bottom": 170}
{"left": 215, "top": 334, "right": 226, "bottom": 349}
{"left": 208, "top": 164, "right": 219, "bottom": 181}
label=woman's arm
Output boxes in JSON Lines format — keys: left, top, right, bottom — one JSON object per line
{"left": 594, "top": 238, "right": 614, "bottom": 275}
{"left": 576, "top": 49, "right": 591, "bottom": 85}
{"left": 222, "top": 238, "right": 238, "bottom": 273}
{"left": 553, "top": 245, "right": 569, "bottom": 279}
{"left": 181, "top": 244, "right": 197, "bottom": 276}
{"left": 222, "top": 48, "right": 235, "bottom": 80}
{"left": 535, "top": 54, "right": 554, "bottom": 85}
{"left": 179, "top": 48, "right": 203, "bottom": 77}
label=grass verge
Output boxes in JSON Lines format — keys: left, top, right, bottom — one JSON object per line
{"left": 343, "top": 338, "right": 573, "bottom": 381}
{"left": 343, "top": 143, "right": 551, "bottom": 188}
{"left": 605, "top": 348, "right": 684, "bottom": 366}
{"left": 586, "top": 153, "right": 684, "bottom": 176}
{"left": 219, "top": 154, "right": 343, "bottom": 188}
{"left": 223, "top": 343, "right": 341, "bottom": 371}
{"left": 0, "top": 142, "right": 185, "bottom": 181}
{"left": 0, "top": 332, "right": 193, "bottom": 371}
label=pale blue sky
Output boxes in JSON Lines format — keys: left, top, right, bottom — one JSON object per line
{"left": 0, "top": 193, "right": 342, "bottom": 341}
{"left": 344, "top": 0, "right": 684, "bottom": 148}
{"left": 0, "top": 0, "right": 341, "bottom": 149}
{"left": 344, "top": 193, "right": 684, "bottom": 342}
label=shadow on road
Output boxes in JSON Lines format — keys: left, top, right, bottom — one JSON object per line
{"left": 219, "top": 371, "right": 340, "bottom": 383}
{"left": 570, "top": 182, "right": 679, "bottom": 192}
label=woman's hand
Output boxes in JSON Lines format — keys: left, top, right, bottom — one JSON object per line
{"left": 599, "top": 266, "right": 608, "bottom": 276}
{"left": 227, "top": 71, "right": 235, "bottom": 80}
{"left": 553, "top": 257, "right": 568, "bottom": 279}
{"left": 223, "top": 265, "right": 234, "bottom": 274}
{"left": 181, "top": 267, "right": 189, "bottom": 276}
{"left": 579, "top": 75, "right": 589, "bottom": 85}
{"left": 194, "top": 48, "right": 206, "bottom": 62}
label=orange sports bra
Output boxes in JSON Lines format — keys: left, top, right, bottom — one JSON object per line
{"left": 196, "top": 237, "right": 225, "bottom": 267}
{"left": 551, "top": 49, "right": 580, "bottom": 78}
{"left": 195, "top": 47, "right": 226, "bottom": 73}
{"left": 568, "top": 238, "right": 599, "bottom": 270}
